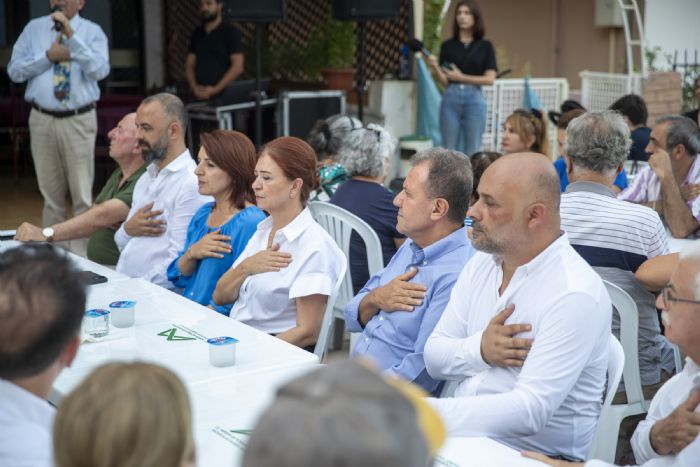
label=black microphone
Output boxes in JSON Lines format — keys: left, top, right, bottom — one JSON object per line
{"left": 52, "top": 5, "right": 62, "bottom": 32}
{"left": 407, "top": 38, "right": 431, "bottom": 57}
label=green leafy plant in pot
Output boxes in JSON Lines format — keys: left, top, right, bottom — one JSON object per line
{"left": 304, "top": 11, "right": 357, "bottom": 92}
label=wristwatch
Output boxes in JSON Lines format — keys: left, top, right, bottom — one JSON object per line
{"left": 42, "top": 226, "right": 55, "bottom": 242}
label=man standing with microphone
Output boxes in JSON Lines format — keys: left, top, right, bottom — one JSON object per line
{"left": 8, "top": 0, "right": 109, "bottom": 256}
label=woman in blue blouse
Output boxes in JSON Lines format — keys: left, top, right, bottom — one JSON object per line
{"left": 167, "top": 130, "right": 266, "bottom": 314}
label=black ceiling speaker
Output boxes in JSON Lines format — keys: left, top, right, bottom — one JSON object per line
{"left": 224, "top": 0, "right": 287, "bottom": 22}
{"left": 332, "top": 0, "right": 401, "bottom": 21}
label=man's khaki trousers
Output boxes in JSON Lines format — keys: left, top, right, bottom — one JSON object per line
{"left": 28, "top": 108, "right": 96, "bottom": 256}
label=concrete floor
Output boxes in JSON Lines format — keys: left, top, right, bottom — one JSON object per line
{"left": 0, "top": 175, "right": 42, "bottom": 230}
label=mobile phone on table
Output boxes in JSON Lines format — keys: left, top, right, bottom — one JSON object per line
{"left": 77, "top": 270, "right": 108, "bottom": 285}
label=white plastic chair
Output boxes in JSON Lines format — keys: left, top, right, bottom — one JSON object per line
{"left": 308, "top": 202, "right": 384, "bottom": 351}
{"left": 591, "top": 281, "right": 653, "bottom": 462}
{"left": 439, "top": 379, "right": 460, "bottom": 398}
{"left": 672, "top": 343, "right": 684, "bottom": 374}
{"left": 588, "top": 334, "right": 626, "bottom": 460}
{"left": 313, "top": 259, "right": 347, "bottom": 361}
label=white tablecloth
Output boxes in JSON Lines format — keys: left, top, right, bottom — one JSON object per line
{"left": 50, "top": 277, "right": 319, "bottom": 402}
{"left": 434, "top": 437, "right": 546, "bottom": 466}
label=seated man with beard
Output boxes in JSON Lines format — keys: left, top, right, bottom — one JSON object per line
{"left": 115, "top": 93, "right": 209, "bottom": 289}
{"left": 424, "top": 153, "right": 611, "bottom": 461}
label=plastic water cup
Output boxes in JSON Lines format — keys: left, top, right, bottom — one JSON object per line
{"left": 207, "top": 336, "right": 238, "bottom": 367}
{"left": 109, "top": 300, "right": 136, "bottom": 328}
{"left": 83, "top": 309, "right": 110, "bottom": 338}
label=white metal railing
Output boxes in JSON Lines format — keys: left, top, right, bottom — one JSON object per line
{"left": 481, "top": 78, "right": 570, "bottom": 159}
{"left": 580, "top": 70, "right": 643, "bottom": 112}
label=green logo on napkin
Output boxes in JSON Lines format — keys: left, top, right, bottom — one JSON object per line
{"left": 157, "top": 328, "right": 196, "bottom": 341}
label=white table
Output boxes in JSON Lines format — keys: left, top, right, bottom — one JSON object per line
{"left": 51, "top": 277, "right": 319, "bottom": 401}
{"left": 434, "top": 437, "right": 546, "bottom": 466}
{"left": 191, "top": 364, "right": 318, "bottom": 466}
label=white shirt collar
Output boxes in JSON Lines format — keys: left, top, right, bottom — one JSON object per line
{"left": 146, "top": 149, "right": 192, "bottom": 178}
{"left": 685, "top": 357, "right": 700, "bottom": 383}
{"left": 256, "top": 207, "right": 314, "bottom": 243}
{"left": 490, "top": 231, "right": 569, "bottom": 276}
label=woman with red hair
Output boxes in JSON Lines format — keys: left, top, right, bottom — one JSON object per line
{"left": 213, "top": 136, "right": 344, "bottom": 351}
{"left": 167, "top": 130, "right": 266, "bottom": 314}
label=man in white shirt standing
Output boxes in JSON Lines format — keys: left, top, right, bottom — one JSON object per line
{"left": 115, "top": 93, "right": 209, "bottom": 288}
{"left": 424, "top": 153, "right": 611, "bottom": 460}
{"left": 7, "top": 0, "right": 109, "bottom": 256}
{"left": 0, "top": 245, "right": 85, "bottom": 467}
{"left": 524, "top": 243, "right": 700, "bottom": 466}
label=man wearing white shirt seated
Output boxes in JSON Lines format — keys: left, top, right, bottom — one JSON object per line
{"left": 424, "top": 153, "right": 612, "bottom": 461}
{"left": 115, "top": 93, "right": 209, "bottom": 288}
{"left": 0, "top": 245, "right": 85, "bottom": 467}
{"left": 524, "top": 243, "right": 700, "bottom": 466}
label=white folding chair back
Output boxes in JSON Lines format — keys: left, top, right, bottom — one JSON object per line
{"left": 672, "top": 343, "right": 684, "bottom": 374}
{"left": 439, "top": 379, "right": 460, "bottom": 398}
{"left": 308, "top": 202, "right": 384, "bottom": 351}
{"left": 588, "top": 334, "right": 625, "bottom": 460}
{"left": 591, "top": 281, "right": 652, "bottom": 462}
{"left": 314, "top": 259, "right": 347, "bottom": 361}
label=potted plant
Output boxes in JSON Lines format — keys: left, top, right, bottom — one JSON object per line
{"left": 304, "top": 11, "right": 356, "bottom": 92}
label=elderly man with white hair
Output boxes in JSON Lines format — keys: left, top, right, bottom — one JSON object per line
{"left": 524, "top": 242, "right": 700, "bottom": 466}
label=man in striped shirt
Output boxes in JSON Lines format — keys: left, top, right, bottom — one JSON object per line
{"left": 618, "top": 116, "right": 700, "bottom": 239}
{"left": 560, "top": 110, "right": 675, "bottom": 399}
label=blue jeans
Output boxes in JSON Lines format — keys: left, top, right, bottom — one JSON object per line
{"left": 440, "top": 84, "right": 487, "bottom": 157}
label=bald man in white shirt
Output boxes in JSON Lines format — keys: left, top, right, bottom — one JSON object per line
{"left": 424, "top": 153, "right": 611, "bottom": 461}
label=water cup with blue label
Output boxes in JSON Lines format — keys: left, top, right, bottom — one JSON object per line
{"left": 109, "top": 300, "right": 136, "bottom": 328}
{"left": 207, "top": 336, "right": 238, "bottom": 367}
{"left": 83, "top": 309, "right": 110, "bottom": 338}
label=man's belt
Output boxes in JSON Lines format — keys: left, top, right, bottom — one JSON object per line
{"left": 32, "top": 102, "right": 96, "bottom": 119}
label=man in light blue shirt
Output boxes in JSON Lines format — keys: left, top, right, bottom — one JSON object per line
{"left": 8, "top": 0, "right": 109, "bottom": 256}
{"left": 345, "top": 148, "right": 476, "bottom": 395}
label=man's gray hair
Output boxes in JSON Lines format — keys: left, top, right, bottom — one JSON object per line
{"left": 141, "top": 93, "right": 188, "bottom": 133}
{"left": 565, "top": 110, "right": 631, "bottom": 174}
{"left": 411, "top": 147, "right": 472, "bottom": 224}
{"left": 680, "top": 241, "right": 700, "bottom": 300}
{"left": 656, "top": 115, "right": 700, "bottom": 156}
{"left": 338, "top": 123, "right": 397, "bottom": 178}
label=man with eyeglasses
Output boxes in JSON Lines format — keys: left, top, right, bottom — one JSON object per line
{"left": 619, "top": 115, "right": 700, "bottom": 239}
{"left": 523, "top": 243, "right": 700, "bottom": 466}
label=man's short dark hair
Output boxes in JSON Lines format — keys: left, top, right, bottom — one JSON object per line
{"left": 141, "top": 92, "right": 188, "bottom": 133}
{"left": 411, "top": 148, "right": 473, "bottom": 224}
{"left": 0, "top": 245, "right": 86, "bottom": 379}
{"left": 610, "top": 94, "right": 648, "bottom": 126}
{"left": 656, "top": 115, "right": 700, "bottom": 156}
